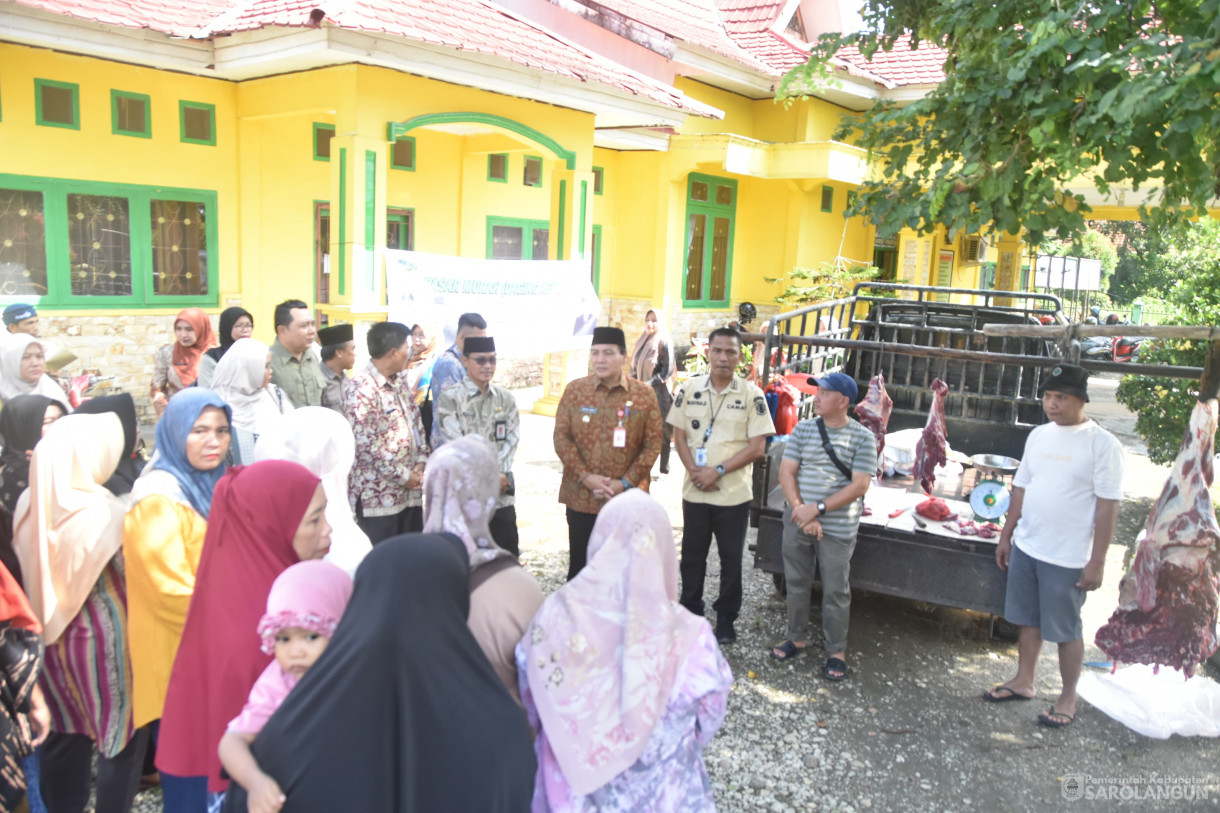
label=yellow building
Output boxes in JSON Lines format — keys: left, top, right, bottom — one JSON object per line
{"left": 0, "top": 0, "right": 1104, "bottom": 418}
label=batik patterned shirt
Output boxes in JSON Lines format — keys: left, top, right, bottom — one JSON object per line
{"left": 343, "top": 362, "right": 429, "bottom": 516}
{"left": 435, "top": 378, "right": 520, "bottom": 509}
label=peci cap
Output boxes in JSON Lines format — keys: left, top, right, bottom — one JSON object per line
{"left": 811, "top": 372, "right": 859, "bottom": 402}
{"left": 1041, "top": 363, "right": 1089, "bottom": 402}
{"left": 3, "top": 304, "right": 36, "bottom": 326}
{"left": 317, "top": 323, "right": 354, "bottom": 347}
{"left": 591, "top": 326, "right": 626, "bottom": 352}
{"left": 464, "top": 336, "right": 495, "bottom": 354}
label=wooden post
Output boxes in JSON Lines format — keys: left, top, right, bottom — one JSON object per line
{"left": 1199, "top": 341, "right": 1220, "bottom": 402}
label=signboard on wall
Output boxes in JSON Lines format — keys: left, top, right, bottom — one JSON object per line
{"left": 385, "top": 250, "right": 600, "bottom": 355}
{"left": 1033, "top": 255, "right": 1102, "bottom": 291}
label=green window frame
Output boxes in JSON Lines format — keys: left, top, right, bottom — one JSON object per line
{"left": 111, "top": 90, "right": 151, "bottom": 138}
{"left": 681, "top": 173, "right": 737, "bottom": 308}
{"left": 0, "top": 173, "right": 218, "bottom": 309}
{"left": 313, "top": 123, "right": 336, "bottom": 161}
{"left": 820, "top": 184, "right": 834, "bottom": 213}
{"left": 179, "top": 101, "right": 216, "bottom": 146}
{"left": 523, "top": 155, "right": 543, "bottom": 188}
{"left": 590, "top": 224, "right": 602, "bottom": 293}
{"left": 486, "top": 216, "right": 549, "bottom": 260}
{"left": 592, "top": 166, "right": 604, "bottom": 195}
{"left": 390, "top": 136, "right": 416, "bottom": 171}
{"left": 488, "top": 153, "right": 508, "bottom": 183}
{"left": 34, "top": 79, "right": 79, "bottom": 130}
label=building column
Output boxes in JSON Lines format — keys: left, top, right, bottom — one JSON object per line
{"left": 327, "top": 133, "right": 388, "bottom": 314}
{"left": 535, "top": 166, "right": 595, "bottom": 417}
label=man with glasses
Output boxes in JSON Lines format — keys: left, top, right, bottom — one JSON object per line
{"left": 435, "top": 336, "right": 522, "bottom": 556}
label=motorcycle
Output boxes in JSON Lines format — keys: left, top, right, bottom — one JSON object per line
{"left": 1112, "top": 335, "right": 1144, "bottom": 363}
{"left": 1080, "top": 335, "right": 1113, "bottom": 361}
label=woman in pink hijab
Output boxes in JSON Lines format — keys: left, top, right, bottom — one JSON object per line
{"left": 515, "top": 490, "right": 732, "bottom": 811}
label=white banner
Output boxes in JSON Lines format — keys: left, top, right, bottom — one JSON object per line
{"left": 385, "top": 250, "right": 600, "bottom": 354}
{"left": 1034, "top": 255, "right": 1103, "bottom": 291}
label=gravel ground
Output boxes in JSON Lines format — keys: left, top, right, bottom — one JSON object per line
{"left": 128, "top": 376, "right": 1219, "bottom": 812}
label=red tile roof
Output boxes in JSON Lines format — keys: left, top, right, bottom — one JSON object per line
{"left": 717, "top": 0, "right": 787, "bottom": 34}
{"left": 836, "top": 36, "right": 947, "bottom": 86}
{"left": 6, "top": 0, "right": 719, "bottom": 115}
{"left": 727, "top": 29, "right": 807, "bottom": 72}
{"left": 589, "top": 0, "right": 773, "bottom": 71}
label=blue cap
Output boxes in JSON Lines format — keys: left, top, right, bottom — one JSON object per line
{"left": 2, "top": 304, "right": 36, "bottom": 326}
{"left": 811, "top": 372, "right": 858, "bottom": 401}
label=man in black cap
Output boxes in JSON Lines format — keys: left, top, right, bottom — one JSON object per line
{"left": 553, "top": 326, "right": 663, "bottom": 579}
{"left": 318, "top": 323, "right": 356, "bottom": 413}
{"left": 435, "top": 335, "right": 522, "bottom": 555}
{"left": 983, "top": 363, "right": 1123, "bottom": 728}
{"left": 428, "top": 312, "right": 488, "bottom": 440}
{"left": 3, "top": 304, "right": 39, "bottom": 337}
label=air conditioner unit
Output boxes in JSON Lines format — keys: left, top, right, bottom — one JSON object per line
{"left": 962, "top": 235, "right": 986, "bottom": 263}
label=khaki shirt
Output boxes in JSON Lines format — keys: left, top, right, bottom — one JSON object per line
{"left": 667, "top": 374, "right": 774, "bottom": 506}
{"left": 270, "top": 339, "right": 326, "bottom": 408}
{"left": 435, "top": 378, "right": 520, "bottom": 508}
{"left": 320, "top": 360, "right": 350, "bottom": 413}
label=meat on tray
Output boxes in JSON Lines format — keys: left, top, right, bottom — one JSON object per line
{"left": 853, "top": 374, "right": 894, "bottom": 478}
{"left": 915, "top": 497, "right": 954, "bottom": 521}
{"left": 1095, "top": 398, "right": 1220, "bottom": 674}
{"left": 942, "top": 518, "right": 1001, "bottom": 538}
{"left": 912, "top": 378, "right": 950, "bottom": 493}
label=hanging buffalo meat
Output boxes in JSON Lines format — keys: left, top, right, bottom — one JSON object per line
{"left": 1095, "top": 399, "right": 1220, "bottom": 674}
{"left": 912, "top": 378, "right": 950, "bottom": 494}
{"left": 853, "top": 373, "right": 894, "bottom": 477}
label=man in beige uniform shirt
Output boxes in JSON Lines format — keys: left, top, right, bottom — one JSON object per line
{"left": 668, "top": 326, "right": 774, "bottom": 644}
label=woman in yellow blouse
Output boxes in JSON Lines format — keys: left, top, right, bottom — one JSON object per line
{"left": 122, "top": 388, "right": 231, "bottom": 811}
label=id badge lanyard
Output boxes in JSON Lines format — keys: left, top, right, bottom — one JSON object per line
{"left": 613, "top": 407, "right": 627, "bottom": 448}
{"left": 695, "top": 391, "right": 728, "bottom": 466}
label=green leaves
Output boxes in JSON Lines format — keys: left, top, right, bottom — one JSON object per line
{"left": 782, "top": 0, "right": 1220, "bottom": 245}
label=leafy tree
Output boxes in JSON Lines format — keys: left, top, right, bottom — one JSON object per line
{"left": 1115, "top": 221, "right": 1220, "bottom": 464}
{"left": 1039, "top": 229, "right": 1117, "bottom": 282}
{"left": 765, "top": 261, "right": 884, "bottom": 309}
{"left": 780, "top": 0, "right": 1220, "bottom": 246}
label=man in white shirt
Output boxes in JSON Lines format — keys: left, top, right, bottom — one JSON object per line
{"left": 982, "top": 364, "right": 1123, "bottom": 728}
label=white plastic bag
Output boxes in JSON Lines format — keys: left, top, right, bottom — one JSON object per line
{"left": 1078, "top": 664, "right": 1220, "bottom": 739}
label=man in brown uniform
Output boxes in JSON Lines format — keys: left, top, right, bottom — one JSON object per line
{"left": 554, "top": 326, "right": 663, "bottom": 579}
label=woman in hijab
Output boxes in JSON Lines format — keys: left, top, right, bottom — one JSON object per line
{"left": 0, "top": 394, "right": 69, "bottom": 585}
{"left": 74, "top": 394, "right": 145, "bottom": 497}
{"left": 157, "top": 461, "right": 329, "bottom": 811}
{"left": 210, "top": 338, "right": 294, "bottom": 464}
{"left": 122, "top": 389, "right": 231, "bottom": 810}
{"left": 516, "top": 490, "right": 732, "bottom": 811}
{"left": 13, "top": 413, "right": 147, "bottom": 813}
{"left": 151, "top": 308, "right": 217, "bottom": 417}
{"left": 0, "top": 560, "right": 49, "bottom": 811}
{"left": 0, "top": 336, "right": 71, "bottom": 408}
{"left": 197, "top": 307, "right": 253, "bottom": 389}
{"left": 253, "top": 407, "right": 371, "bottom": 575}
{"left": 222, "top": 533, "right": 535, "bottom": 813}
{"left": 422, "top": 435, "right": 542, "bottom": 704}
{"left": 631, "top": 308, "right": 675, "bottom": 473}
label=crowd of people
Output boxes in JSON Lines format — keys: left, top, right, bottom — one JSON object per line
{"left": 0, "top": 296, "right": 1124, "bottom": 812}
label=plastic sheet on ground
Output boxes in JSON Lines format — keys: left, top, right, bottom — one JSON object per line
{"left": 1078, "top": 663, "right": 1220, "bottom": 739}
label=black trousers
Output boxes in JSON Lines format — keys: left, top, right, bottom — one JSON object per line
{"left": 565, "top": 508, "right": 599, "bottom": 581}
{"left": 40, "top": 726, "right": 151, "bottom": 813}
{"left": 678, "top": 499, "right": 751, "bottom": 623}
{"left": 488, "top": 505, "right": 520, "bottom": 558}
{"left": 356, "top": 502, "right": 423, "bottom": 545}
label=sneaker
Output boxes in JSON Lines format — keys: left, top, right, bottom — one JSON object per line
{"left": 714, "top": 618, "right": 736, "bottom": 645}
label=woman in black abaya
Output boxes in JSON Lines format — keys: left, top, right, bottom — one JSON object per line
{"left": 223, "top": 533, "right": 535, "bottom": 812}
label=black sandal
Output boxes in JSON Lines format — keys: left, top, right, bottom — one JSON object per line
{"left": 770, "top": 640, "right": 805, "bottom": 662}
{"left": 823, "top": 656, "right": 848, "bottom": 681}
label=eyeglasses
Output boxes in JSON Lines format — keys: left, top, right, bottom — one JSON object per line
{"left": 468, "top": 355, "right": 497, "bottom": 367}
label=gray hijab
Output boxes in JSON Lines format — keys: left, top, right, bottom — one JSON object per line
{"left": 421, "top": 435, "right": 511, "bottom": 568}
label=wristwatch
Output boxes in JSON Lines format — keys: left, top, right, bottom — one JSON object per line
{"left": 715, "top": 464, "right": 726, "bottom": 477}
{"left": 621, "top": 477, "right": 635, "bottom": 491}
{"left": 816, "top": 500, "right": 827, "bottom": 516}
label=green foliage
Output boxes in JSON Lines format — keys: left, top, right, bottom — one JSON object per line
{"left": 1103, "top": 219, "right": 1220, "bottom": 305}
{"left": 683, "top": 338, "right": 755, "bottom": 380}
{"left": 1040, "top": 229, "right": 1118, "bottom": 280}
{"left": 1114, "top": 221, "right": 1220, "bottom": 464}
{"left": 766, "top": 262, "right": 884, "bottom": 308}
{"left": 779, "top": 0, "right": 1220, "bottom": 246}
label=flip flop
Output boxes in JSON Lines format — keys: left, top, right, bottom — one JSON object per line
{"left": 823, "top": 656, "right": 848, "bottom": 681}
{"left": 1037, "top": 707, "right": 1075, "bottom": 728}
{"left": 982, "top": 685, "right": 1035, "bottom": 702}
{"left": 770, "top": 640, "right": 806, "bottom": 662}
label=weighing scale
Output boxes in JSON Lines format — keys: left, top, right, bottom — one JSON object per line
{"left": 968, "top": 454, "right": 1020, "bottom": 523}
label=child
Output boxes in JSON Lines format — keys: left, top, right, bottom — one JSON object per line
{"left": 218, "top": 560, "right": 352, "bottom": 813}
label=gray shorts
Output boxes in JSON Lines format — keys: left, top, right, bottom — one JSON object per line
{"left": 1003, "top": 543, "right": 1087, "bottom": 643}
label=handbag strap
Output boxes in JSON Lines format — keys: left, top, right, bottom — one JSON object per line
{"left": 816, "top": 417, "right": 855, "bottom": 481}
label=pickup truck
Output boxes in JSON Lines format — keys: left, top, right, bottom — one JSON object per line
{"left": 747, "top": 282, "right": 1067, "bottom": 617}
